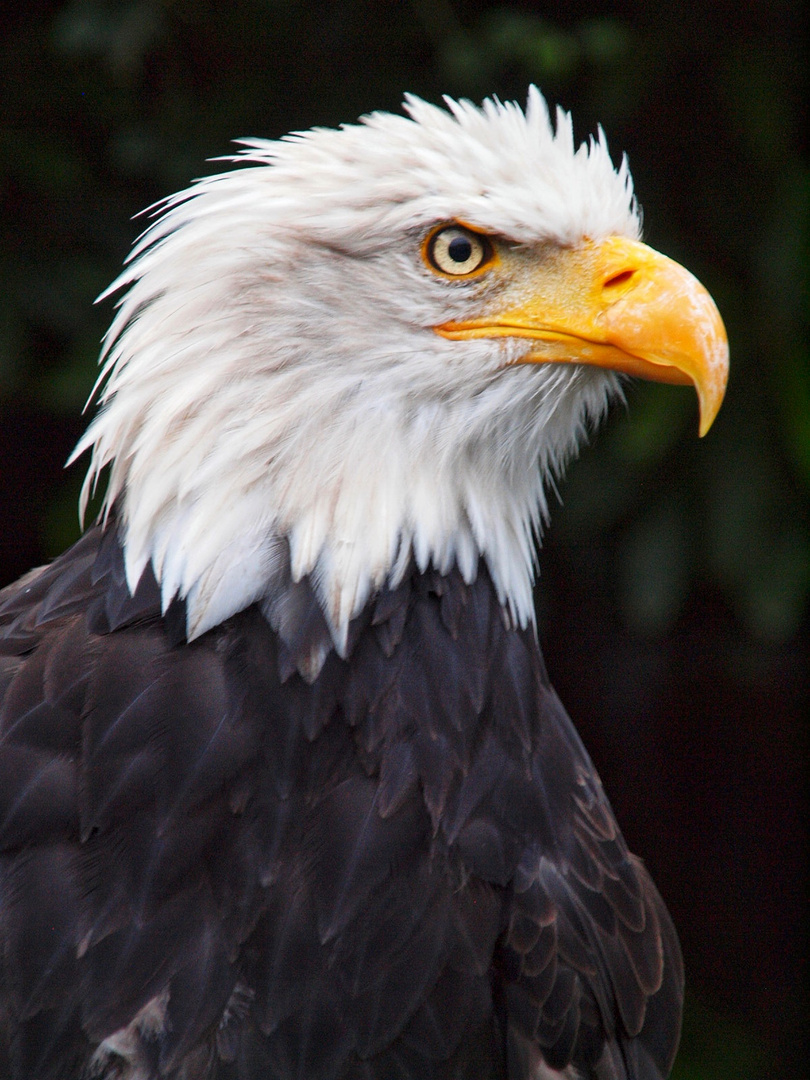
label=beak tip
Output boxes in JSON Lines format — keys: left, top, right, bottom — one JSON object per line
{"left": 696, "top": 353, "right": 729, "bottom": 437}
{"left": 698, "top": 398, "right": 722, "bottom": 438}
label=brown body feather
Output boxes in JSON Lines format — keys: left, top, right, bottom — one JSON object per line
{"left": 0, "top": 523, "right": 682, "bottom": 1079}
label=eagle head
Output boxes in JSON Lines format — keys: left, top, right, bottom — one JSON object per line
{"left": 72, "top": 89, "right": 728, "bottom": 657}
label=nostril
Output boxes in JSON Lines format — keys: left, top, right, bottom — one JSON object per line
{"left": 603, "top": 269, "right": 635, "bottom": 289}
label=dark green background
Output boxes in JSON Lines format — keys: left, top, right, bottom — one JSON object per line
{"left": 1, "top": 1, "right": 806, "bottom": 1074}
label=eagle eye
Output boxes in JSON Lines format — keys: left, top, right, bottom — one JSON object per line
{"left": 424, "top": 225, "right": 494, "bottom": 278}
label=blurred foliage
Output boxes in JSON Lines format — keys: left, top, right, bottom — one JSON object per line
{"left": 673, "top": 993, "right": 773, "bottom": 1080}
{"left": 671, "top": 994, "right": 771, "bottom": 1080}
{"left": 0, "top": 0, "right": 806, "bottom": 1073}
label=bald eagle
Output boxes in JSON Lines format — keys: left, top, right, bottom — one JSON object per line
{"left": 0, "top": 91, "right": 727, "bottom": 1080}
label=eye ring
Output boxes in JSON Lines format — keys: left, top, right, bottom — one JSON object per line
{"left": 423, "top": 224, "right": 495, "bottom": 278}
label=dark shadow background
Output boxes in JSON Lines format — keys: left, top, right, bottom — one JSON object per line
{"left": 0, "top": 1, "right": 807, "bottom": 1075}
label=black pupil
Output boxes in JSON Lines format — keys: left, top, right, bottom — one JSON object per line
{"left": 448, "top": 235, "right": 473, "bottom": 263}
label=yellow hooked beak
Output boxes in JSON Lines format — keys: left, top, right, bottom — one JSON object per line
{"left": 435, "top": 236, "right": 729, "bottom": 436}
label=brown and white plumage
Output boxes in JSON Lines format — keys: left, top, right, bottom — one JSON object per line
{"left": 0, "top": 90, "right": 727, "bottom": 1079}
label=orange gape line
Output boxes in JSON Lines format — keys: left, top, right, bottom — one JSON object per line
{"left": 436, "top": 325, "right": 695, "bottom": 385}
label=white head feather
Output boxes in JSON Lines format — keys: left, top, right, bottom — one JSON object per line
{"left": 72, "top": 88, "right": 640, "bottom": 652}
